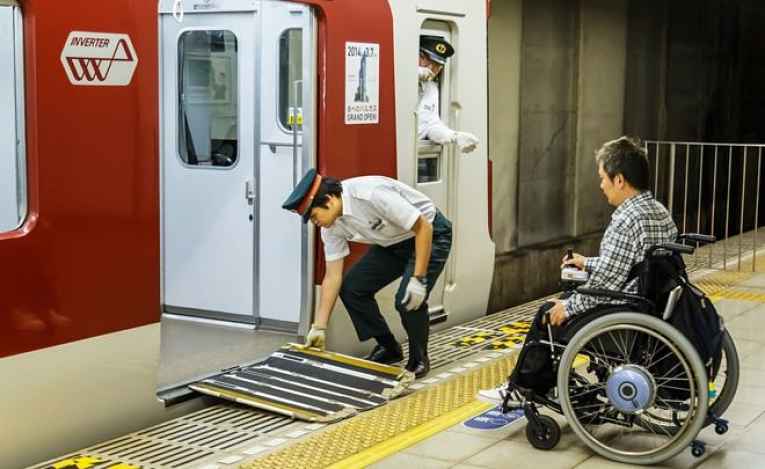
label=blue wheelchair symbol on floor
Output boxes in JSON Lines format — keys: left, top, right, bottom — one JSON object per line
{"left": 463, "top": 406, "right": 525, "bottom": 431}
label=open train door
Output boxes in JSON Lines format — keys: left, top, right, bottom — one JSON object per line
{"left": 158, "top": 0, "right": 316, "bottom": 398}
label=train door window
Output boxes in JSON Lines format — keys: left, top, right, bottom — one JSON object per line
{"left": 178, "top": 30, "right": 239, "bottom": 168}
{"left": 278, "top": 28, "right": 303, "bottom": 130}
{"left": 417, "top": 20, "right": 452, "bottom": 184}
{"left": 0, "top": 2, "right": 25, "bottom": 232}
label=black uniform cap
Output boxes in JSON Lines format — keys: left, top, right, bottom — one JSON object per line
{"left": 282, "top": 169, "right": 322, "bottom": 224}
{"left": 420, "top": 35, "right": 454, "bottom": 65}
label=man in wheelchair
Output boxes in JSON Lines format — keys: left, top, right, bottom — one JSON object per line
{"left": 480, "top": 136, "right": 678, "bottom": 407}
{"left": 476, "top": 137, "right": 734, "bottom": 463}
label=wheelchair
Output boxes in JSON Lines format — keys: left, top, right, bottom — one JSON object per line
{"left": 501, "top": 233, "right": 740, "bottom": 465}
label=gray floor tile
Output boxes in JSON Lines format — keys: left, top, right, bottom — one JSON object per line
{"left": 367, "top": 452, "right": 454, "bottom": 469}
{"left": 718, "top": 400, "right": 765, "bottom": 427}
{"left": 725, "top": 309, "right": 765, "bottom": 344}
{"left": 463, "top": 439, "right": 592, "bottom": 469}
{"left": 401, "top": 430, "right": 500, "bottom": 463}
{"left": 730, "top": 385, "right": 765, "bottom": 407}
{"left": 715, "top": 298, "right": 762, "bottom": 322}
{"left": 697, "top": 449, "right": 765, "bottom": 468}
{"left": 739, "top": 367, "right": 765, "bottom": 388}
{"left": 740, "top": 349, "right": 765, "bottom": 370}
{"left": 573, "top": 455, "right": 678, "bottom": 469}
{"left": 731, "top": 338, "right": 765, "bottom": 361}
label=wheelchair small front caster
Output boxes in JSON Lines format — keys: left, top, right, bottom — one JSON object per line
{"left": 691, "top": 440, "right": 706, "bottom": 458}
{"left": 714, "top": 420, "right": 729, "bottom": 435}
{"left": 525, "top": 415, "right": 561, "bottom": 450}
{"left": 711, "top": 414, "right": 728, "bottom": 435}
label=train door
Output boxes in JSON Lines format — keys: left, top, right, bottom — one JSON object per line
{"left": 159, "top": 0, "right": 314, "bottom": 330}
{"left": 257, "top": 1, "right": 314, "bottom": 329}
{"left": 415, "top": 20, "right": 453, "bottom": 322}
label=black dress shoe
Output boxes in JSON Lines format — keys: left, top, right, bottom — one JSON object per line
{"left": 406, "top": 355, "right": 430, "bottom": 379}
{"left": 365, "top": 344, "right": 404, "bottom": 364}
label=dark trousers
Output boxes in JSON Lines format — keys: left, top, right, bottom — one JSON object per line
{"left": 509, "top": 298, "right": 617, "bottom": 395}
{"left": 508, "top": 301, "right": 564, "bottom": 395}
{"left": 339, "top": 211, "right": 452, "bottom": 351}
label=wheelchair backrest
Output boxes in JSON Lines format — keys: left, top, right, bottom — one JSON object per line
{"left": 630, "top": 251, "right": 687, "bottom": 316}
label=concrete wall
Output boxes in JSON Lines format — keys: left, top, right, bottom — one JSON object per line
{"left": 574, "top": 0, "right": 628, "bottom": 235}
{"left": 487, "top": 0, "right": 628, "bottom": 311}
{"left": 622, "top": 0, "right": 666, "bottom": 140}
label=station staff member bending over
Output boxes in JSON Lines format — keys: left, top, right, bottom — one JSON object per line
{"left": 282, "top": 170, "right": 453, "bottom": 379}
{"left": 418, "top": 35, "right": 479, "bottom": 153}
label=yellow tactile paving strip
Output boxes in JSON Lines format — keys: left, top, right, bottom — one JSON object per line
{"left": 695, "top": 271, "right": 754, "bottom": 296}
{"left": 694, "top": 266, "right": 765, "bottom": 302}
{"left": 241, "top": 357, "right": 515, "bottom": 469}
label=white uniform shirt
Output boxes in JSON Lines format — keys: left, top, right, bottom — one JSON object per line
{"left": 321, "top": 176, "right": 436, "bottom": 262}
{"left": 417, "top": 80, "right": 455, "bottom": 144}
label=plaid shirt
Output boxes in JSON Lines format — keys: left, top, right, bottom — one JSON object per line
{"left": 565, "top": 191, "right": 678, "bottom": 317}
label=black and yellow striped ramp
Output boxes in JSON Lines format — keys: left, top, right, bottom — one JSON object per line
{"left": 190, "top": 344, "right": 414, "bottom": 423}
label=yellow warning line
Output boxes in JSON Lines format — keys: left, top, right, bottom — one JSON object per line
{"left": 327, "top": 400, "right": 493, "bottom": 469}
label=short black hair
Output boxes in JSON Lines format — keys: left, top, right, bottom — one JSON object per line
{"left": 312, "top": 177, "right": 342, "bottom": 210}
{"left": 595, "top": 136, "right": 650, "bottom": 191}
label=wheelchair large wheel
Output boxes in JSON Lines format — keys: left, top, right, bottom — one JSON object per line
{"left": 557, "top": 312, "right": 708, "bottom": 465}
{"left": 635, "top": 328, "right": 739, "bottom": 434}
{"left": 707, "top": 329, "right": 739, "bottom": 425}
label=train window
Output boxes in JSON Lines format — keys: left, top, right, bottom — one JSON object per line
{"left": 278, "top": 28, "right": 303, "bottom": 131}
{"left": 417, "top": 156, "right": 440, "bottom": 183}
{"left": 178, "top": 30, "right": 239, "bottom": 168}
{"left": 0, "top": 3, "right": 26, "bottom": 232}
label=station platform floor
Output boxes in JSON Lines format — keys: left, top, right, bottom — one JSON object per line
{"left": 34, "top": 253, "right": 765, "bottom": 469}
{"left": 369, "top": 270, "right": 765, "bottom": 469}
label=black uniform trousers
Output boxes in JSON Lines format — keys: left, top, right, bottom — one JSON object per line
{"left": 339, "top": 211, "right": 452, "bottom": 350}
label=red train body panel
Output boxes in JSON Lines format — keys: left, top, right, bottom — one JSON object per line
{"left": 1, "top": 0, "right": 397, "bottom": 358}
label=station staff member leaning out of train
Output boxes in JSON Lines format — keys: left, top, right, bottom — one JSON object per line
{"left": 282, "top": 170, "right": 452, "bottom": 379}
{"left": 418, "top": 36, "right": 479, "bottom": 153}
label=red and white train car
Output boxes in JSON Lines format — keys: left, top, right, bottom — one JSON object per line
{"left": 0, "top": 0, "right": 493, "bottom": 466}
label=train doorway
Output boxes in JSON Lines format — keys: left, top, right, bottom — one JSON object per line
{"left": 159, "top": 0, "right": 315, "bottom": 331}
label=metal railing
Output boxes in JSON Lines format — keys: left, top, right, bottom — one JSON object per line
{"left": 645, "top": 141, "right": 764, "bottom": 272}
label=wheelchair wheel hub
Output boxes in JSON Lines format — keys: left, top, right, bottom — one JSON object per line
{"left": 606, "top": 365, "right": 656, "bottom": 414}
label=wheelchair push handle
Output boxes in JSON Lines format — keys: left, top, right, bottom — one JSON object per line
{"left": 647, "top": 242, "right": 695, "bottom": 256}
{"left": 677, "top": 233, "right": 717, "bottom": 245}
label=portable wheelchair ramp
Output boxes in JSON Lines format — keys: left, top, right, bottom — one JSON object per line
{"left": 189, "top": 345, "right": 415, "bottom": 423}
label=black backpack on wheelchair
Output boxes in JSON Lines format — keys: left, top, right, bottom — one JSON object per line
{"left": 631, "top": 239, "right": 724, "bottom": 387}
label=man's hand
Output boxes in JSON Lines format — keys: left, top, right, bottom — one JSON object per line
{"left": 548, "top": 300, "right": 569, "bottom": 327}
{"left": 305, "top": 324, "right": 327, "bottom": 350}
{"left": 454, "top": 132, "right": 479, "bottom": 153}
{"left": 418, "top": 66, "right": 435, "bottom": 81}
{"left": 561, "top": 252, "right": 586, "bottom": 270}
{"left": 402, "top": 276, "right": 427, "bottom": 312}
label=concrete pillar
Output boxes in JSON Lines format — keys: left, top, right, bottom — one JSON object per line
{"left": 574, "top": 0, "right": 628, "bottom": 235}
{"left": 488, "top": 0, "right": 523, "bottom": 254}
{"left": 516, "top": 0, "right": 578, "bottom": 247}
